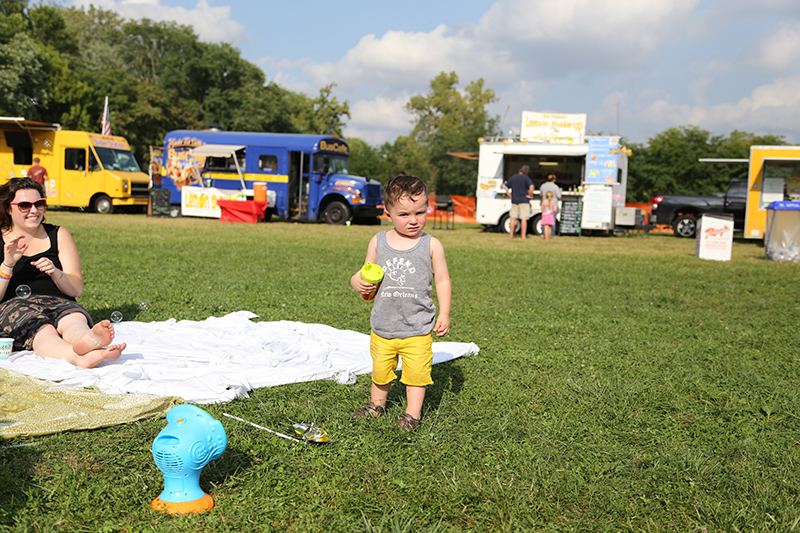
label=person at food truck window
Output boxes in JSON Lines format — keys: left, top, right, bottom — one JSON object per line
{"left": 540, "top": 173, "right": 562, "bottom": 211}
{"left": 502, "top": 165, "right": 535, "bottom": 239}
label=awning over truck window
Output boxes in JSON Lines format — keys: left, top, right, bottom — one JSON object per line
{"left": 492, "top": 144, "right": 588, "bottom": 157}
{"left": 190, "top": 144, "right": 246, "bottom": 158}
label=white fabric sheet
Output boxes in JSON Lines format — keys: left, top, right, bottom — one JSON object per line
{"left": 0, "top": 311, "right": 479, "bottom": 404}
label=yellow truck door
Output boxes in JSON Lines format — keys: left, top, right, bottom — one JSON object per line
{"left": 54, "top": 134, "right": 105, "bottom": 208}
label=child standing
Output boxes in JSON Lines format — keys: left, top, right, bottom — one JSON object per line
{"left": 540, "top": 190, "right": 557, "bottom": 241}
{"left": 350, "top": 175, "right": 451, "bottom": 431}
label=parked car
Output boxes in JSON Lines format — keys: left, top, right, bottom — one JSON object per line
{"left": 650, "top": 179, "right": 747, "bottom": 238}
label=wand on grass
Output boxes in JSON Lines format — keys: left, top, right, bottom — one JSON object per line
{"left": 222, "top": 413, "right": 301, "bottom": 443}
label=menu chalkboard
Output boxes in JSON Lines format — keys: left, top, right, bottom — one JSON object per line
{"left": 559, "top": 198, "right": 582, "bottom": 236}
{"left": 148, "top": 188, "right": 171, "bottom": 217}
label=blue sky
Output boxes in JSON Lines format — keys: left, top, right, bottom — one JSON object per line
{"left": 55, "top": 0, "right": 800, "bottom": 147}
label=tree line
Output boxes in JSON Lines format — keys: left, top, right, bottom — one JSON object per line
{"left": 0, "top": 1, "right": 787, "bottom": 199}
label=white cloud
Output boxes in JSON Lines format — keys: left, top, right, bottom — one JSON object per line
{"left": 303, "top": 25, "right": 511, "bottom": 94}
{"left": 638, "top": 76, "right": 800, "bottom": 141}
{"left": 477, "top": 0, "right": 699, "bottom": 71}
{"left": 285, "top": 0, "right": 702, "bottom": 112}
{"left": 747, "top": 21, "right": 800, "bottom": 71}
{"left": 67, "top": 0, "right": 247, "bottom": 44}
{"left": 688, "top": 77, "right": 713, "bottom": 106}
{"left": 344, "top": 95, "right": 414, "bottom": 145}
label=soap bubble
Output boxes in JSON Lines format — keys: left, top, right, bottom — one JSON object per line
{"left": 138, "top": 300, "right": 150, "bottom": 311}
{"left": 15, "top": 284, "right": 31, "bottom": 299}
{"left": 110, "top": 311, "right": 123, "bottom": 323}
{"left": 29, "top": 98, "right": 37, "bottom": 105}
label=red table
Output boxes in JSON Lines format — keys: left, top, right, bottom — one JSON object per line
{"left": 217, "top": 200, "right": 269, "bottom": 224}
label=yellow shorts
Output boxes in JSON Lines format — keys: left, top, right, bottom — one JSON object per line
{"left": 370, "top": 331, "right": 434, "bottom": 387}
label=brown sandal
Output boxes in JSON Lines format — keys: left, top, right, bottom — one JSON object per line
{"left": 398, "top": 412, "right": 420, "bottom": 431}
{"left": 353, "top": 401, "right": 386, "bottom": 420}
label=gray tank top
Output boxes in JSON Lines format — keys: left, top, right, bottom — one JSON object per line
{"left": 370, "top": 231, "right": 435, "bottom": 339}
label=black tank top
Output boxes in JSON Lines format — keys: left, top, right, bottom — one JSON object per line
{"left": 1, "top": 223, "right": 74, "bottom": 303}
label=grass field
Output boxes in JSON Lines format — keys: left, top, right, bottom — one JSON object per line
{"left": 1, "top": 212, "right": 799, "bottom": 532}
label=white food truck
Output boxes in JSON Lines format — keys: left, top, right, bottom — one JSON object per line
{"left": 475, "top": 111, "right": 633, "bottom": 235}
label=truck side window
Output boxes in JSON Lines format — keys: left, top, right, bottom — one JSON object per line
{"left": 64, "top": 148, "right": 86, "bottom": 171}
{"left": 88, "top": 150, "right": 100, "bottom": 172}
{"left": 206, "top": 156, "right": 227, "bottom": 170}
{"left": 258, "top": 155, "right": 277, "bottom": 172}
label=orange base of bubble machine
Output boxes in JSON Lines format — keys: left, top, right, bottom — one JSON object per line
{"left": 151, "top": 494, "right": 215, "bottom": 515}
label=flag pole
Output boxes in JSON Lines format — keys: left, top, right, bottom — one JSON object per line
{"left": 101, "top": 96, "right": 110, "bottom": 136}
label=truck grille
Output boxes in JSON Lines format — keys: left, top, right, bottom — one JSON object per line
{"left": 131, "top": 181, "right": 150, "bottom": 198}
{"left": 365, "top": 182, "right": 382, "bottom": 204}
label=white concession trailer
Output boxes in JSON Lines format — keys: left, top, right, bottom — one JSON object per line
{"left": 474, "top": 112, "right": 632, "bottom": 235}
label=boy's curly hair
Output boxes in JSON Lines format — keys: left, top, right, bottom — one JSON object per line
{"left": 382, "top": 175, "right": 427, "bottom": 209}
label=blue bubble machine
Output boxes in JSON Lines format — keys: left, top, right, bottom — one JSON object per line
{"left": 150, "top": 404, "right": 227, "bottom": 514}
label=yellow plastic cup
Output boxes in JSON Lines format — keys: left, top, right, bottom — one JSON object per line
{"left": 360, "top": 263, "right": 384, "bottom": 301}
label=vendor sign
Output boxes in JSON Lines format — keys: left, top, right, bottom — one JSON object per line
{"left": 520, "top": 111, "right": 586, "bottom": 144}
{"left": 585, "top": 137, "right": 620, "bottom": 184}
{"left": 181, "top": 186, "right": 235, "bottom": 218}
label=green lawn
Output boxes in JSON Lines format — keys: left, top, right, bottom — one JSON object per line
{"left": 2, "top": 212, "right": 799, "bottom": 532}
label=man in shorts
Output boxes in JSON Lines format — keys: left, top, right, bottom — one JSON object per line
{"left": 503, "top": 165, "right": 534, "bottom": 239}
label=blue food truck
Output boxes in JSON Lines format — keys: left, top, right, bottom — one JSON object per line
{"left": 152, "top": 130, "right": 383, "bottom": 223}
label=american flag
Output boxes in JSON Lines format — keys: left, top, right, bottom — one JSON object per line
{"left": 101, "top": 96, "right": 110, "bottom": 136}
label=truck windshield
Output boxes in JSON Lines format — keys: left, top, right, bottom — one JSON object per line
{"left": 313, "top": 154, "right": 349, "bottom": 175}
{"left": 94, "top": 147, "right": 142, "bottom": 172}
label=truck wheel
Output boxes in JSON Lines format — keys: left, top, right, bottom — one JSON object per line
{"left": 673, "top": 215, "right": 697, "bottom": 238}
{"left": 92, "top": 194, "right": 113, "bottom": 214}
{"left": 499, "top": 214, "right": 519, "bottom": 234}
{"left": 322, "top": 201, "right": 350, "bottom": 225}
{"left": 530, "top": 214, "right": 543, "bottom": 236}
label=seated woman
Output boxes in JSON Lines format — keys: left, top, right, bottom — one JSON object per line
{"left": 0, "top": 178, "right": 125, "bottom": 368}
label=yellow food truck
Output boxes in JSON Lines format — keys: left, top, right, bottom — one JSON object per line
{"left": 744, "top": 145, "right": 800, "bottom": 239}
{"left": 0, "top": 117, "right": 150, "bottom": 213}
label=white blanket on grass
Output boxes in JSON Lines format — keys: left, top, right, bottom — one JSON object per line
{"left": 0, "top": 311, "right": 479, "bottom": 404}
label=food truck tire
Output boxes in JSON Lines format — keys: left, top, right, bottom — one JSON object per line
{"left": 530, "top": 214, "right": 543, "bottom": 236}
{"left": 530, "top": 214, "right": 558, "bottom": 236}
{"left": 499, "top": 214, "right": 519, "bottom": 234}
{"left": 92, "top": 194, "right": 113, "bottom": 214}
{"left": 322, "top": 201, "right": 350, "bottom": 225}
{"left": 672, "top": 214, "right": 697, "bottom": 238}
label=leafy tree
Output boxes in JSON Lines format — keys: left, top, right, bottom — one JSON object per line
{"left": 347, "top": 137, "right": 390, "bottom": 181}
{"left": 109, "top": 77, "right": 203, "bottom": 161}
{"left": 627, "top": 126, "right": 787, "bottom": 201}
{"left": 406, "top": 71, "right": 498, "bottom": 194}
{"left": 0, "top": 0, "right": 27, "bottom": 44}
{"left": 311, "top": 83, "right": 350, "bottom": 136}
{"left": 0, "top": 33, "right": 49, "bottom": 118}
{"left": 284, "top": 84, "right": 351, "bottom": 136}
{"left": 380, "top": 135, "right": 437, "bottom": 184}
{"left": 29, "top": 5, "right": 78, "bottom": 54}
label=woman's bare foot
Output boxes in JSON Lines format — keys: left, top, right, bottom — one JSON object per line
{"left": 72, "top": 320, "right": 115, "bottom": 356}
{"left": 73, "top": 342, "right": 126, "bottom": 369}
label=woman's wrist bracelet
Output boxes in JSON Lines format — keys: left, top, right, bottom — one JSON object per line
{"left": 0, "top": 271, "right": 11, "bottom": 280}
{"left": 1, "top": 263, "right": 13, "bottom": 270}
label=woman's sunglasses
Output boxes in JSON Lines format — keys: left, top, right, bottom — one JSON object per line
{"left": 11, "top": 199, "right": 47, "bottom": 212}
